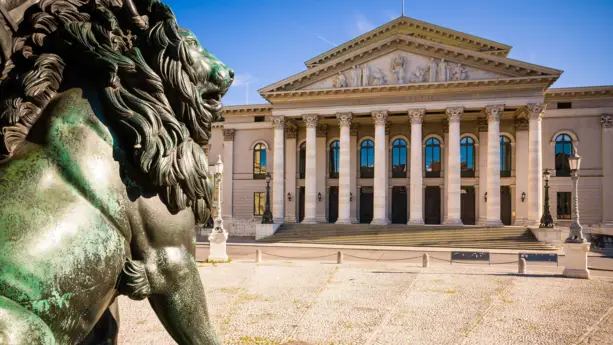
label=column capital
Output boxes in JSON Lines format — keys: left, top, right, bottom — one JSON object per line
{"left": 446, "top": 107, "right": 464, "bottom": 123}
{"left": 485, "top": 105, "right": 505, "bottom": 123}
{"left": 336, "top": 112, "right": 353, "bottom": 127}
{"left": 372, "top": 110, "right": 388, "bottom": 125}
{"left": 316, "top": 124, "right": 328, "bottom": 137}
{"left": 223, "top": 128, "right": 235, "bottom": 141}
{"left": 285, "top": 123, "right": 298, "bottom": 139}
{"left": 271, "top": 116, "right": 285, "bottom": 129}
{"left": 350, "top": 124, "right": 359, "bottom": 136}
{"left": 302, "top": 114, "right": 319, "bottom": 128}
{"left": 527, "top": 103, "right": 547, "bottom": 121}
{"left": 601, "top": 114, "right": 613, "bottom": 129}
{"left": 408, "top": 109, "right": 425, "bottom": 125}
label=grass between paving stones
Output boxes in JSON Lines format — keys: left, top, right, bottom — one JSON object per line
{"left": 237, "top": 335, "right": 283, "bottom": 345}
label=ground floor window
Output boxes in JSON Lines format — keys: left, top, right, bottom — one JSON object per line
{"left": 557, "top": 192, "right": 571, "bottom": 220}
{"left": 254, "top": 192, "right": 265, "bottom": 216}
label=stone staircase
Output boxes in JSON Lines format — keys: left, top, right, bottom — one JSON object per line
{"left": 257, "top": 224, "right": 559, "bottom": 251}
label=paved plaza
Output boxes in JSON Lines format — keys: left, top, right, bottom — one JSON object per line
{"left": 117, "top": 259, "right": 613, "bottom": 345}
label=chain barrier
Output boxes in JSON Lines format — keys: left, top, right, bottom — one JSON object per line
{"left": 260, "top": 251, "right": 337, "bottom": 260}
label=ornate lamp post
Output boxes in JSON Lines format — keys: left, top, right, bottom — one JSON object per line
{"left": 539, "top": 169, "right": 554, "bottom": 228}
{"left": 208, "top": 155, "right": 229, "bottom": 262}
{"left": 261, "top": 172, "right": 273, "bottom": 224}
{"left": 566, "top": 148, "right": 586, "bottom": 243}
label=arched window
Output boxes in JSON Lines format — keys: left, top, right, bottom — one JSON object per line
{"left": 500, "top": 136, "right": 512, "bottom": 177}
{"left": 555, "top": 134, "right": 573, "bottom": 177}
{"left": 299, "top": 142, "right": 306, "bottom": 179}
{"left": 253, "top": 143, "right": 267, "bottom": 179}
{"left": 460, "top": 137, "right": 475, "bottom": 177}
{"left": 391, "top": 139, "right": 407, "bottom": 178}
{"left": 360, "top": 139, "right": 375, "bottom": 178}
{"left": 329, "top": 140, "right": 340, "bottom": 178}
{"left": 425, "top": 138, "right": 441, "bottom": 178}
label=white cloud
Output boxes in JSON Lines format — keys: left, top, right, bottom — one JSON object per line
{"left": 355, "top": 13, "right": 375, "bottom": 35}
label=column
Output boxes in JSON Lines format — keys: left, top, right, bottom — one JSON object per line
{"left": 477, "top": 118, "right": 488, "bottom": 225}
{"left": 601, "top": 115, "right": 613, "bottom": 227}
{"left": 285, "top": 123, "right": 297, "bottom": 222}
{"left": 350, "top": 124, "right": 359, "bottom": 223}
{"left": 371, "top": 111, "right": 389, "bottom": 225}
{"left": 336, "top": 113, "right": 353, "bottom": 224}
{"left": 514, "top": 114, "right": 529, "bottom": 225}
{"left": 442, "top": 119, "right": 449, "bottom": 222}
{"left": 486, "top": 105, "right": 504, "bottom": 226}
{"left": 527, "top": 103, "right": 546, "bottom": 226}
{"left": 302, "top": 114, "right": 319, "bottom": 223}
{"left": 222, "top": 129, "right": 235, "bottom": 221}
{"left": 316, "top": 124, "right": 327, "bottom": 222}
{"left": 444, "top": 107, "right": 463, "bottom": 225}
{"left": 271, "top": 117, "right": 285, "bottom": 223}
{"left": 409, "top": 109, "right": 425, "bottom": 224}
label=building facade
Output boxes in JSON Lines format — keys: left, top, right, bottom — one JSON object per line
{"left": 209, "top": 16, "right": 613, "bottom": 237}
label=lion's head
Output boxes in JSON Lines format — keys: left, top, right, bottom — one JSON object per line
{"left": 0, "top": 0, "right": 234, "bottom": 223}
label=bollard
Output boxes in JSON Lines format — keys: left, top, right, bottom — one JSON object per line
{"left": 422, "top": 253, "right": 429, "bottom": 268}
{"left": 256, "top": 249, "right": 262, "bottom": 263}
{"left": 518, "top": 258, "right": 527, "bottom": 274}
{"left": 337, "top": 251, "right": 343, "bottom": 264}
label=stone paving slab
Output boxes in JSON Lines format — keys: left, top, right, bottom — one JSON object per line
{"left": 117, "top": 260, "right": 613, "bottom": 345}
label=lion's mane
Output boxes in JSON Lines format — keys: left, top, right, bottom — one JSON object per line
{"left": 0, "top": 0, "right": 228, "bottom": 223}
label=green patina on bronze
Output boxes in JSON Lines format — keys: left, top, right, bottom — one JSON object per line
{"left": 0, "top": 1, "right": 233, "bottom": 344}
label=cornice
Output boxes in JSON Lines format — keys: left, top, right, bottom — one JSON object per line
{"left": 304, "top": 16, "right": 511, "bottom": 68}
{"left": 260, "top": 34, "right": 560, "bottom": 94}
{"left": 545, "top": 85, "right": 613, "bottom": 102}
{"left": 221, "top": 104, "right": 273, "bottom": 116}
{"left": 262, "top": 75, "right": 556, "bottom": 104}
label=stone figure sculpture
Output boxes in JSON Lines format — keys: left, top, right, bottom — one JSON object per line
{"left": 410, "top": 66, "right": 428, "bottom": 83}
{"left": 361, "top": 64, "right": 370, "bottom": 86}
{"left": 0, "top": 1, "right": 233, "bottom": 344}
{"left": 438, "top": 59, "right": 449, "bottom": 81}
{"left": 351, "top": 65, "right": 361, "bottom": 86}
{"left": 333, "top": 71, "right": 348, "bottom": 88}
{"left": 390, "top": 54, "right": 406, "bottom": 84}
{"left": 371, "top": 67, "right": 386, "bottom": 86}
{"left": 429, "top": 57, "right": 438, "bottom": 82}
{"left": 452, "top": 63, "right": 469, "bottom": 81}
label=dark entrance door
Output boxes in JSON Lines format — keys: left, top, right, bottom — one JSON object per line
{"left": 424, "top": 186, "right": 441, "bottom": 224}
{"left": 391, "top": 186, "right": 407, "bottom": 224}
{"left": 298, "top": 186, "right": 305, "bottom": 223}
{"left": 461, "top": 186, "right": 476, "bottom": 225}
{"left": 500, "top": 186, "right": 512, "bottom": 225}
{"left": 360, "top": 187, "right": 373, "bottom": 224}
{"left": 328, "top": 186, "right": 339, "bottom": 224}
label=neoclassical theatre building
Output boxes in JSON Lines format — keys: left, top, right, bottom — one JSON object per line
{"left": 208, "top": 16, "right": 613, "bottom": 237}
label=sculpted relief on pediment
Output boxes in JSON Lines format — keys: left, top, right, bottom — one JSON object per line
{"left": 303, "top": 51, "right": 505, "bottom": 90}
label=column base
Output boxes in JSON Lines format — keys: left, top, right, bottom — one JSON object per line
{"left": 301, "top": 217, "right": 318, "bottom": 224}
{"left": 273, "top": 217, "right": 285, "bottom": 224}
{"left": 443, "top": 219, "right": 463, "bottom": 226}
{"left": 371, "top": 218, "right": 390, "bottom": 225}
{"left": 563, "top": 242, "right": 591, "bottom": 279}
{"left": 285, "top": 216, "right": 297, "bottom": 223}
{"left": 485, "top": 220, "right": 504, "bottom": 227}
{"left": 351, "top": 218, "right": 360, "bottom": 224}
{"left": 408, "top": 219, "right": 424, "bottom": 225}
{"left": 477, "top": 217, "right": 487, "bottom": 226}
{"left": 335, "top": 218, "right": 353, "bottom": 224}
{"left": 514, "top": 218, "right": 528, "bottom": 227}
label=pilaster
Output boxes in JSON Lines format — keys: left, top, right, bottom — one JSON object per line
{"left": 601, "top": 115, "right": 613, "bottom": 227}
{"left": 222, "top": 129, "right": 235, "bottom": 221}
{"left": 285, "top": 122, "right": 297, "bottom": 223}
{"left": 271, "top": 116, "right": 285, "bottom": 223}
{"left": 514, "top": 111, "right": 530, "bottom": 226}
{"left": 477, "top": 117, "right": 488, "bottom": 225}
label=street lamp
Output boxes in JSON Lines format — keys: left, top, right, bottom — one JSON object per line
{"left": 539, "top": 169, "right": 554, "bottom": 228}
{"left": 261, "top": 172, "right": 274, "bottom": 224}
{"left": 566, "top": 148, "right": 586, "bottom": 243}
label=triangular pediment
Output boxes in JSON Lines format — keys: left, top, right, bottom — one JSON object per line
{"left": 259, "top": 34, "right": 562, "bottom": 95}
{"left": 304, "top": 16, "right": 512, "bottom": 68}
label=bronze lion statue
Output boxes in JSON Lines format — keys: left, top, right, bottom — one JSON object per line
{"left": 0, "top": 0, "right": 233, "bottom": 344}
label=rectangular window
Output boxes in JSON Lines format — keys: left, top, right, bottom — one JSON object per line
{"left": 254, "top": 116, "right": 265, "bottom": 122}
{"left": 557, "top": 192, "right": 571, "bottom": 220}
{"left": 557, "top": 102, "right": 572, "bottom": 109}
{"left": 254, "top": 192, "right": 265, "bottom": 216}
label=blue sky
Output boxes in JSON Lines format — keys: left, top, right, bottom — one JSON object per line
{"left": 164, "top": 0, "right": 613, "bottom": 106}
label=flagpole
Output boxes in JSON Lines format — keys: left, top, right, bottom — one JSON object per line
{"left": 402, "top": 0, "right": 404, "bottom": 16}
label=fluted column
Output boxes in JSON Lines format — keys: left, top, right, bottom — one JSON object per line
{"left": 409, "top": 109, "right": 425, "bottom": 224}
{"left": 372, "top": 111, "right": 389, "bottom": 225}
{"left": 336, "top": 112, "right": 353, "bottom": 224}
{"left": 302, "top": 114, "right": 319, "bottom": 223}
{"left": 486, "top": 105, "right": 504, "bottom": 226}
{"left": 527, "top": 103, "right": 546, "bottom": 226}
{"left": 444, "top": 107, "right": 463, "bottom": 225}
{"left": 271, "top": 116, "right": 285, "bottom": 223}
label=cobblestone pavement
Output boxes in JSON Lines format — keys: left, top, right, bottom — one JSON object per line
{"left": 117, "top": 261, "right": 613, "bottom": 345}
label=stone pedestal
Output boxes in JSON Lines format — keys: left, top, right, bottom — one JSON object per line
{"left": 208, "top": 231, "right": 229, "bottom": 262}
{"left": 563, "top": 242, "right": 591, "bottom": 279}
{"left": 255, "top": 224, "right": 281, "bottom": 240}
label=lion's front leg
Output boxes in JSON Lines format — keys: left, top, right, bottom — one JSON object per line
{"left": 144, "top": 247, "right": 219, "bottom": 345}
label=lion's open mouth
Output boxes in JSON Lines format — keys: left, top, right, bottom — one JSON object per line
{"left": 201, "top": 91, "right": 223, "bottom": 115}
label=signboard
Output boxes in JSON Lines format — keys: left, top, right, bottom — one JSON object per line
{"left": 519, "top": 253, "right": 558, "bottom": 266}
{"left": 451, "top": 251, "right": 490, "bottom": 265}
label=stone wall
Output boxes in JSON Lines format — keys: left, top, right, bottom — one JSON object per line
{"left": 225, "top": 217, "right": 258, "bottom": 236}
